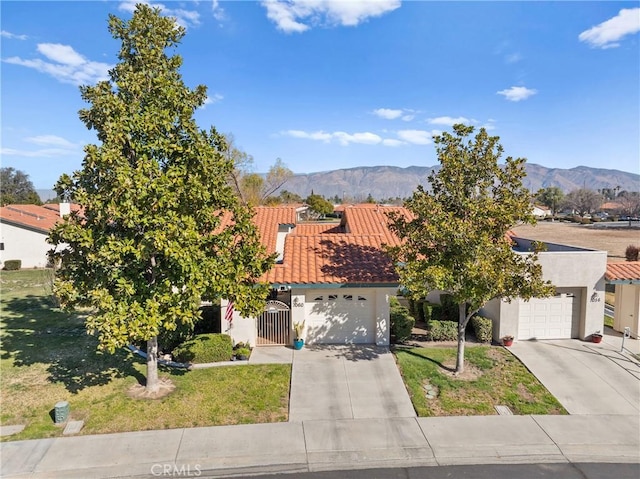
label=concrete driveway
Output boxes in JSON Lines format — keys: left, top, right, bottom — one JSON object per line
{"left": 509, "top": 334, "right": 640, "bottom": 415}
{"left": 289, "top": 345, "right": 416, "bottom": 422}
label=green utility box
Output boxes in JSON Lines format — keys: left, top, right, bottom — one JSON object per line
{"left": 54, "top": 401, "right": 69, "bottom": 423}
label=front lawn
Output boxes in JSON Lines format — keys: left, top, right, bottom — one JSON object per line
{"left": 1, "top": 270, "right": 290, "bottom": 441}
{"left": 394, "top": 346, "right": 566, "bottom": 417}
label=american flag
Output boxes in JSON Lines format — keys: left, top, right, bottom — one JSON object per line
{"left": 225, "top": 301, "right": 234, "bottom": 323}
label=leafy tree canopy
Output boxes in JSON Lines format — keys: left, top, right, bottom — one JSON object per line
{"left": 48, "top": 5, "right": 274, "bottom": 392}
{"left": 305, "top": 193, "right": 334, "bottom": 217}
{"left": 387, "top": 124, "right": 553, "bottom": 372}
{"left": 536, "top": 186, "right": 564, "bottom": 215}
{"left": 1, "top": 167, "right": 41, "bottom": 206}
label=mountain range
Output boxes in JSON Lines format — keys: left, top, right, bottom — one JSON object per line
{"left": 282, "top": 164, "right": 639, "bottom": 201}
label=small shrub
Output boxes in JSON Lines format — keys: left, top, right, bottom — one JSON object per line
{"left": 235, "top": 347, "right": 251, "bottom": 359}
{"left": 3, "top": 260, "right": 21, "bottom": 271}
{"left": 430, "top": 303, "right": 443, "bottom": 321}
{"left": 426, "top": 320, "right": 458, "bottom": 341}
{"left": 390, "top": 299, "right": 415, "bottom": 343}
{"left": 625, "top": 245, "right": 639, "bottom": 262}
{"left": 172, "top": 333, "right": 233, "bottom": 363}
{"left": 470, "top": 316, "right": 493, "bottom": 343}
{"left": 423, "top": 302, "right": 435, "bottom": 323}
{"left": 415, "top": 300, "right": 426, "bottom": 322}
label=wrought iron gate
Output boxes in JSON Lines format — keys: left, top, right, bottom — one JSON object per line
{"left": 257, "top": 300, "right": 291, "bottom": 346}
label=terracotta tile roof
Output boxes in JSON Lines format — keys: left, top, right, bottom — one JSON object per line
{"left": 0, "top": 204, "right": 62, "bottom": 233}
{"left": 256, "top": 204, "right": 410, "bottom": 285}
{"left": 605, "top": 262, "right": 640, "bottom": 282}
{"left": 252, "top": 206, "right": 298, "bottom": 253}
{"left": 265, "top": 234, "right": 399, "bottom": 285}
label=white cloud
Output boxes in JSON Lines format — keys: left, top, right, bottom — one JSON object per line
{"left": 427, "top": 116, "right": 471, "bottom": 126}
{"left": 261, "top": 0, "right": 401, "bottom": 33}
{"left": 200, "top": 93, "right": 224, "bottom": 109}
{"left": 25, "top": 135, "right": 76, "bottom": 148}
{"left": 0, "top": 147, "right": 76, "bottom": 158}
{"left": 496, "top": 86, "right": 537, "bottom": 102}
{"left": 37, "top": 43, "right": 86, "bottom": 66}
{"left": 212, "top": 0, "right": 226, "bottom": 21}
{"left": 1, "top": 30, "right": 28, "bottom": 40}
{"left": 333, "top": 131, "right": 381, "bottom": 146}
{"left": 4, "top": 43, "right": 112, "bottom": 86}
{"left": 373, "top": 108, "right": 403, "bottom": 120}
{"left": 282, "top": 129, "right": 399, "bottom": 146}
{"left": 397, "top": 129, "right": 433, "bottom": 145}
{"left": 579, "top": 8, "right": 640, "bottom": 49}
{"left": 373, "top": 107, "right": 416, "bottom": 121}
{"left": 118, "top": 0, "right": 201, "bottom": 29}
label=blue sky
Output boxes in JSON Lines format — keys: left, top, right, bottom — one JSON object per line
{"left": 1, "top": 1, "right": 639, "bottom": 190}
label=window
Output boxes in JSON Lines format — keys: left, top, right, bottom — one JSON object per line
{"left": 313, "top": 295, "right": 324, "bottom": 301}
{"left": 328, "top": 294, "right": 338, "bottom": 301}
{"left": 343, "top": 295, "right": 353, "bottom": 301}
{"left": 358, "top": 296, "right": 367, "bottom": 301}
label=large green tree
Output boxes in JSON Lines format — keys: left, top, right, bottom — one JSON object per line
{"left": 387, "top": 125, "right": 553, "bottom": 373}
{"left": 536, "top": 186, "right": 564, "bottom": 216}
{"left": 0, "top": 167, "right": 41, "bottom": 205}
{"left": 48, "top": 5, "right": 274, "bottom": 394}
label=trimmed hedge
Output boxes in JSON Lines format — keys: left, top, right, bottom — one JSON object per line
{"left": 172, "top": 333, "right": 233, "bottom": 363}
{"left": 3, "top": 260, "right": 21, "bottom": 271}
{"left": 439, "top": 294, "right": 459, "bottom": 322}
{"left": 390, "top": 297, "right": 415, "bottom": 343}
{"left": 470, "top": 315, "right": 493, "bottom": 343}
{"left": 426, "top": 320, "right": 458, "bottom": 341}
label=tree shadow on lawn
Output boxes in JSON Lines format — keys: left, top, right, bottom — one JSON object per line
{"left": 1, "top": 295, "right": 146, "bottom": 394}
{"left": 393, "top": 346, "right": 456, "bottom": 373}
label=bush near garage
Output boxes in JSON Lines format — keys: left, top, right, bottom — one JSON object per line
{"left": 173, "top": 333, "right": 233, "bottom": 363}
{"left": 390, "top": 296, "right": 415, "bottom": 343}
{"left": 470, "top": 315, "right": 493, "bottom": 343}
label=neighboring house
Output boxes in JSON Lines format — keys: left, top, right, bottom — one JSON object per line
{"left": 479, "top": 237, "right": 606, "bottom": 342}
{"left": 605, "top": 262, "right": 640, "bottom": 338}
{"left": 224, "top": 204, "right": 402, "bottom": 347}
{"left": 532, "top": 204, "right": 551, "bottom": 217}
{"left": 0, "top": 203, "right": 74, "bottom": 268}
{"left": 225, "top": 205, "right": 607, "bottom": 347}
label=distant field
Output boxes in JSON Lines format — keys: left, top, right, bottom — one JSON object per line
{"left": 512, "top": 221, "right": 638, "bottom": 262}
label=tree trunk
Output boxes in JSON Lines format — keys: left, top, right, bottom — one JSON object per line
{"left": 455, "top": 302, "right": 466, "bottom": 374}
{"left": 146, "top": 336, "right": 160, "bottom": 393}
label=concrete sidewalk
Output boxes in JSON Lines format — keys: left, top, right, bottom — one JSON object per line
{"left": 2, "top": 414, "right": 639, "bottom": 478}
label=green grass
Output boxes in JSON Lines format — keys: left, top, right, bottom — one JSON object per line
{"left": 604, "top": 315, "right": 614, "bottom": 329}
{"left": 1, "top": 270, "right": 291, "bottom": 441}
{"left": 394, "top": 346, "right": 567, "bottom": 417}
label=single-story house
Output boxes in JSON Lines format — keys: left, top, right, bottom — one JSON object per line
{"left": 605, "top": 262, "right": 640, "bottom": 338}
{"left": 223, "top": 204, "right": 402, "bottom": 347}
{"left": 478, "top": 237, "right": 606, "bottom": 342}
{"left": 225, "top": 205, "right": 607, "bottom": 347}
{"left": 532, "top": 204, "right": 551, "bottom": 217}
{"left": 0, "top": 203, "right": 74, "bottom": 268}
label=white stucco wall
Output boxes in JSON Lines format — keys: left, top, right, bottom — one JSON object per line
{"left": 482, "top": 246, "right": 606, "bottom": 341}
{"left": 221, "top": 299, "right": 257, "bottom": 347}
{"left": 614, "top": 284, "right": 640, "bottom": 337}
{"left": 0, "top": 222, "right": 52, "bottom": 268}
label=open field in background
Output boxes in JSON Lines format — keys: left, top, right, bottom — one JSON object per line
{"left": 512, "top": 222, "right": 639, "bottom": 262}
{"left": 0, "top": 270, "right": 291, "bottom": 442}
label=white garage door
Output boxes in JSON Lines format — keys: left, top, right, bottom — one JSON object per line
{"left": 518, "top": 292, "right": 579, "bottom": 340}
{"left": 304, "top": 291, "right": 375, "bottom": 344}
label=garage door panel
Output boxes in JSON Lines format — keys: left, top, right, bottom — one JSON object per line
{"left": 518, "top": 292, "right": 579, "bottom": 340}
{"left": 305, "top": 291, "right": 375, "bottom": 344}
